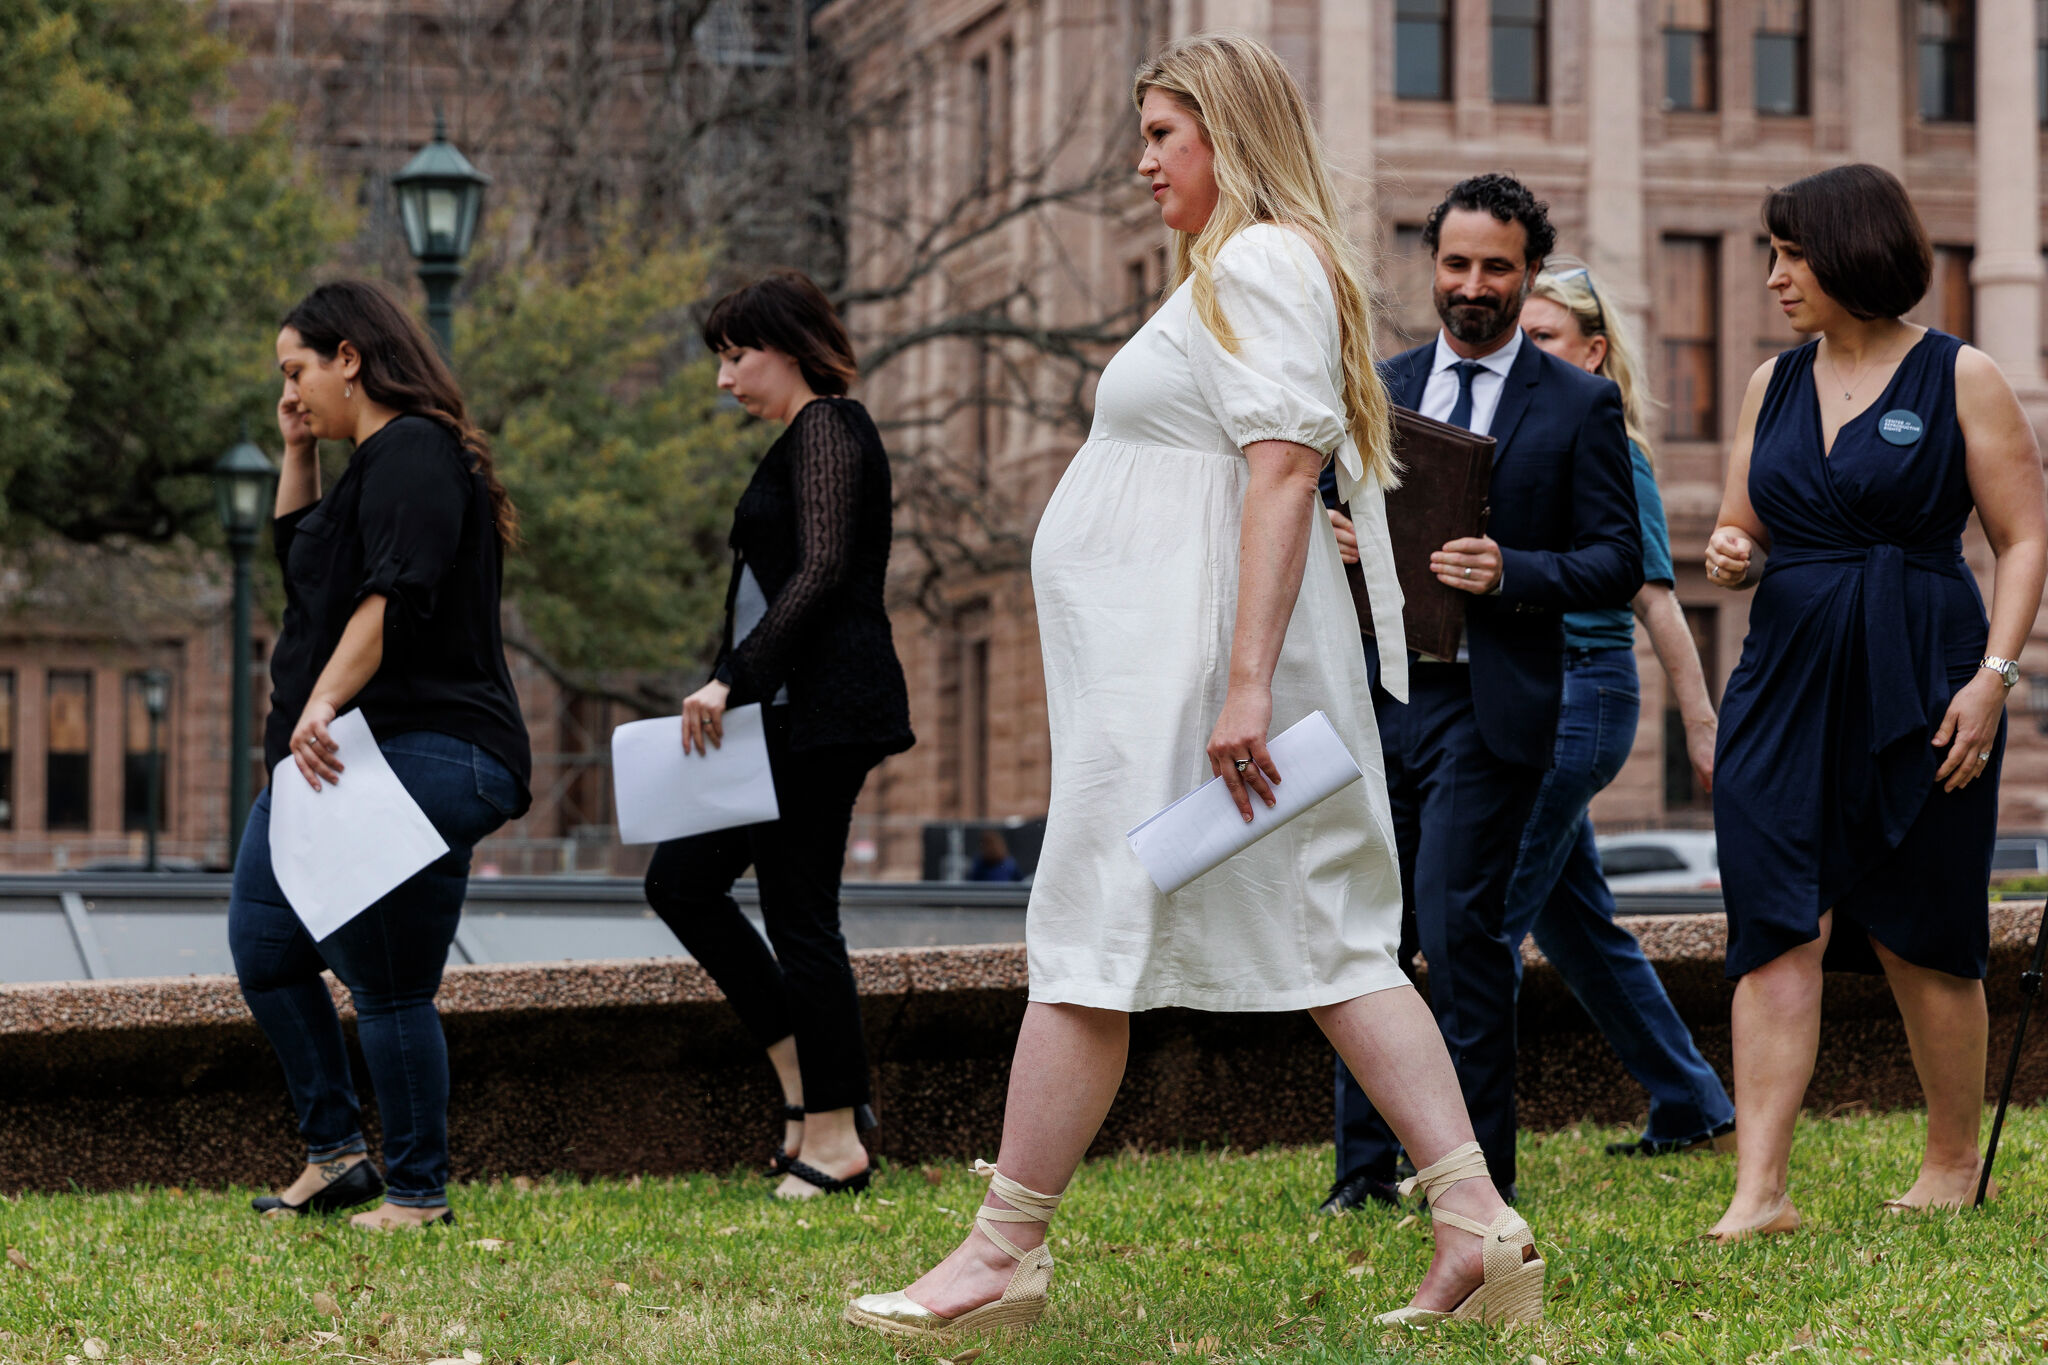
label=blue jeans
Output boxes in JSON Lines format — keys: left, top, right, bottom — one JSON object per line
{"left": 1501, "top": 648, "right": 1733, "bottom": 1146}
{"left": 229, "top": 731, "right": 519, "bottom": 1207}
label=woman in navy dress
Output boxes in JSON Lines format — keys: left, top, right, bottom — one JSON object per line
{"left": 1704, "top": 165, "right": 2046, "bottom": 1241}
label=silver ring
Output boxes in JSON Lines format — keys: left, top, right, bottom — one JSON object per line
{"left": 1979, "top": 752, "right": 1992, "bottom": 762}
{"left": 1234, "top": 758, "right": 1251, "bottom": 773}
{"left": 1463, "top": 567, "right": 1472, "bottom": 579}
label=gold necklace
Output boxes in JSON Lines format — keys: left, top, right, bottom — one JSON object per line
{"left": 1821, "top": 337, "right": 1900, "bottom": 403}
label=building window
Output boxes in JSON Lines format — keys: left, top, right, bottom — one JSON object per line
{"left": 1755, "top": 0, "right": 1808, "bottom": 115}
{"left": 1659, "top": 236, "right": 1720, "bottom": 441}
{"left": 1395, "top": 0, "right": 1452, "bottom": 100}
{"left": 122, "top": 672, "right": 169, "bottom": 834}
{"left": 1915, "top": 245, "right": 1976, "bottom": 341}
{"left": 0, "top": 672, "right": 13, "bottom": 830}
{"left": 2038, "top": 0, "right": 2047, "bottom": 123}
{"left": 967, "top": 32, "right": 1012, "bottom": 192}
{"left": 1491, "top": 0, "right": 1546, "bottom": 104}
{"left": 1919, "top": 0, "right": 1975, "bottom": 122}
{"left": 1663, "top": 0, "right": 1716, "bottom": 112}
{"left": 47, "top": 671, "right": 91, "bottom": 832}
{"left": 1664, "top": 606, "right": 1720, "bottom": 813}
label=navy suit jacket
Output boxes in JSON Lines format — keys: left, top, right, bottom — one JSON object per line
{"left": 1368, "top": 339, "right": 1642, "bottom": 769}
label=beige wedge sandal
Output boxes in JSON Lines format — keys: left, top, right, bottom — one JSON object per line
{"left": 1372, "top": 1142, "right": 1546, "bottom": 1328}
{"left": 843, "top": 1160, "right": 1062, "bottom": 1343}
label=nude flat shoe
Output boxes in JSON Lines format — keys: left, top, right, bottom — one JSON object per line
{"left": 842, "top": 1161, "right": 1062, "bottom": 1344}
{"left": 1372, "top": 1142, "right": 1546, "bottom": 1328}
{"left": 1703, "top": 1195, "right": 1801, "bottom": 1245}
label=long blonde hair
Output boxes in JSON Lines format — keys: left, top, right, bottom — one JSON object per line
{"left": 1133, "top": 33, "right": 1398, "bottom": 488}
{"left": 1528, "top": 258, "right": 1660, "bottom": 465}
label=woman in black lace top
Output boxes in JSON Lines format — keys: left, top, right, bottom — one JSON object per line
{"left": 644, "top": 271, "right": 913, "bottom": 1198}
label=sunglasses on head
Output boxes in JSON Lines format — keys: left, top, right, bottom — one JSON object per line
{"left": 1547, "top": 265, "right": 1608, "bottom": 335}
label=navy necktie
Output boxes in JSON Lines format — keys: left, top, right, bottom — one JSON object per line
{"left": 1446, "top": 360, "right": 1483, "bottom": 431}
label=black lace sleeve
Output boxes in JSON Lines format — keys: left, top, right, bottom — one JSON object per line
{"left": 724, "top": 403, "right": 862, "bottom": 699}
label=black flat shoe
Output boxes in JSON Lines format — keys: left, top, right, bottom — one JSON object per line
{"left": 779, "top": 1158, "right": 873, "bottom": 1197}
{"left": 251, "top": 1158, "right": 386, "bottom": 1216}
{"left": 766, "top": 1103, "right": 881, "bottom": 1177}
{"left": 1318, "top": 1170, "right": 1400, "bottom": 1214}
{"left": 1606, "top": 1119, "right": 1737, "bottom": 1158}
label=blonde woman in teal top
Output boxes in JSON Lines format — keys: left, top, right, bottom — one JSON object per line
{"left": 1503, "top": 260, "right": 1735, "bottom": 1158}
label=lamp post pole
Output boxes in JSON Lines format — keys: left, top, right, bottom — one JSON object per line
{"left": 143, "top": 669, "right": 168, "bottom": 874}
{"left": 215, "top": 432, "right": 277, "bottom": 863}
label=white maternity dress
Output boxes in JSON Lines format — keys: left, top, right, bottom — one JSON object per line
{"left": 1025, "top": 223, "right": 1412, "bottom": 1012}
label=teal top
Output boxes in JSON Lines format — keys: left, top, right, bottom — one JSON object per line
{"left": 1563, "top": 440, "right": 1670, "bottom": 651}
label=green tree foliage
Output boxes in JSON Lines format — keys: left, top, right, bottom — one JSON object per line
{"left": 0, "top": 0, "right": 337, "bottom": 543}
{"left": 460, "top": 236, "right": 765, "bottom": 687}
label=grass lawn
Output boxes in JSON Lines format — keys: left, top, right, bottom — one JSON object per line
{"left": 2, "top": 1106, "right": 2044, "bottom": 1364}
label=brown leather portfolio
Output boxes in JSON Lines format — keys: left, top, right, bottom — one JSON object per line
{"left": 1340, "top": 406, "right": 1495, "bottom": 663}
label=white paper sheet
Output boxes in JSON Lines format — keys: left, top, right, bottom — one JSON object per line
{"left": 610, "top": 703, "right": 780, "bottom": 846}
{"left": 267, "top": 709, "right": 452, "bottom": 942}
{"left": 1126, "top": 710, "right": 1365, "bottom": 896}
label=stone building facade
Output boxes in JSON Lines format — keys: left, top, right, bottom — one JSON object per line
{"left": 820, "top": 0, "right": 2048, "bottom": 877}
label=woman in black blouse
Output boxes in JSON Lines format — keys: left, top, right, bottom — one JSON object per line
{"left": 230, "top": 280, "right": 531, "bottom": 1229}
{"left": 644, "top": 270, "right": 913, "bottom": 1198}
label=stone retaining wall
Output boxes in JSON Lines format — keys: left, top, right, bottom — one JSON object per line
{"left": 2, "top": 907, "right": 2043, "bottom": 1195}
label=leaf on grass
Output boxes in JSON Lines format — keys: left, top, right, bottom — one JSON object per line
{"left": 717, "top": 1226, "right": 741, "bottom": 1236}
{"left": 3, "top": 1248, "right": 29, "bottom": 1273}
{"left": 1858, "top": 1248, "right": 1885, "bottom": 1265}
{"left": 1136, "top": 1303, "right": 1147, "bottom": 1321}
{"left": 377, "top": 1313, "right": 395, "bottom": 1327}
{"left": 1347, "top": 1249, "right": 1370, "bottom": 1266}
{"left": 1852, "top": 1349, "right": 1876, "bottom": 1360}
{"left": 464, "top": 1352, "right": 484, "bottom": 1364}
{"left": 612, "top": 1282, "right": 633, "bottom": 1295}
{"left": 1196, "top": 1336, "right": 1218, "bottom": 1353}
{"left": 311, "top": 1291, "right": 342, "bottom": 1318}
{"left": 81, "top": 1340, "right": 106, "bottom": 1360}
{"left": 951, "top": 1351, "right": 984, "bottom": 1364}
{"left": 1794, "top": 1327, "right": 1816, "bottom": 1345}
{"left": 512, "top": 1175, "right": 535, "bottom": 1192}
{"left": 426, "top": 1358, "right": 469, "bottom": 1364}
{"left": 1306, "top": 1230, "right": 1320, "bottom": 1244}
{"left": 309, "top": 1331, "right": 341, "bottom": 1345}
{"left": 468, "top": 1238, "right": 511, "bottom": 1251}
{"left": 923, "top": 1168, "right": 945, "bottom": 1187}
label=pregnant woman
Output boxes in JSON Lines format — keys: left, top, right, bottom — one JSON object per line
{"left": 843, "top": 33, "right": 1544, "bottom": 1344}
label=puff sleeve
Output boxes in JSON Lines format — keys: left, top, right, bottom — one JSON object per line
{"left": 1185, "top": 224, "right": 1408, "bottom": 700}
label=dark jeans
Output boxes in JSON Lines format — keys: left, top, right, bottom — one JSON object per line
{"left": 1336, "top": 662, "right": 1544, "bottom": 1196}
{"left": 644, "top": 711, "right": 878, "bottom": 1114}
{"left": 1502, "top": 648, "right": 1733, "bottom": 1145}
{"left": 229, "top": 731, "right": 519, "bottom": 1207}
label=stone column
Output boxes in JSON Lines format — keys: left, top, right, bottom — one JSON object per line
{"left": 1318, "top": 0, "right": 1375, "bottom": 241}
{"left": 1973, "top": 0, "right": 2048, "bottom": 412}
{"left": 1844, "top": 0, "right": 1905, "bottom": 172}
{"left": 1582, "top": 0, "right": 1646, "bottom": 326}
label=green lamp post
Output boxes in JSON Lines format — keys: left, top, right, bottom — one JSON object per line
{"left": 392, "top": 112, "right": 492, "bottom": 356}
{"left": 214, "top": 431, "right": 277, "bottom": 860}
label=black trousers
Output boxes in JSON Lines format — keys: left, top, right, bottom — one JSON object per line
{"left": 1335, "top": 662, "right": 1544, "bottom": 1196}
{"left": 644, "top": 711, "right": 879, "bottom": 1114}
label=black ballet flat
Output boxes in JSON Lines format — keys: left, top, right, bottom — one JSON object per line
{"left": 250, "top": 1158, "right": 386, "bottom": 1216}
{"left": 766, "top": 1103, "right": 881, "bottom": 1177}
{"left": 779, "top": 1158, "right": 873, "bottom": 1197}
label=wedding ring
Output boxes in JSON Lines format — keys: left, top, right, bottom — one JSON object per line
{"left": 1462, "top": 567, "right": 1472, "bottom": 579}
{"left": 1980, "top": 752, "right": 1992, "bottom": 762}
{"left": 1234, "top": 759, "right": 1251, "bottom": 773}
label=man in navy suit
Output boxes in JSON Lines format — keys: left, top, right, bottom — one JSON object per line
{"left": 1320, "top": 175, "right": 1643, "bottom": 1209}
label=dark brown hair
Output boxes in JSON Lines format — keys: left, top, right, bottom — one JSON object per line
{"left": 1763, "top": 164, "right": 1933, "bottom": 321}
{"left": 700, "top": 270, "right": 857, "bottom": 396}
{"left": 281, "top": 279, "right": 520, "bottom": 546}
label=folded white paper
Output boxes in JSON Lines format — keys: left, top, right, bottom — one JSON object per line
{"left": 611, "top": 703, "right": 780, "bottom": 846}
{"left": 1126, "top": 709, "right": 1364, "bottom": 896}
{"left": 268, "top": 709, "right": 452, "bottom": 941}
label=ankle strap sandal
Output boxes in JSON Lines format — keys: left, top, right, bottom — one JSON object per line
{"left": 842, "top": 1160, "right": 1063, "bottom": 1343}
{"left": 1373, "top": 1142, "right": 1545, "bottom": 1328}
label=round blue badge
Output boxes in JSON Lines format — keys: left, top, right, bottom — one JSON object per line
{"left": 1877, "top": 409, "right": 1924, "bottom": 446}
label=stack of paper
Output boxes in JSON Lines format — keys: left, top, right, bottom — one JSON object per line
{"left": 1126, "top": 710, "right": 1364, "bottom": 896}
{"left": 610, "top": 703, "right": 780, "bottom": 845}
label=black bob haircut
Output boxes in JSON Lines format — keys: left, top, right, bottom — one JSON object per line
{"left": 701, "top": 270, "right": 858, "bottom": 396}
{"left": 1422, "top": 172, "right": 1557, "bottom": 265}
{"left": 1762, "top": 164, "right": 1932, "bottom": 321}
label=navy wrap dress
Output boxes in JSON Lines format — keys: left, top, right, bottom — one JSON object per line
{"left": 1715, "top": 330, "right": 2001, "bottom": 981}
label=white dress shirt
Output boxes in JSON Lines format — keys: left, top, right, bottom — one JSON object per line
{"left": 1418, "top": 327, "right": 1522, "bottom": 436}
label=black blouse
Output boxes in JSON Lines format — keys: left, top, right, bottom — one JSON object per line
{"left": 712, "top": 398, "right": 914, "bottom": 757}
{"left": 266, "top": 415, "right": 533, "bottom": 813}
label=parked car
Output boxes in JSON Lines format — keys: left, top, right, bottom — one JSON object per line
{"left": 1594, "top": 830, "right": 1720, "bottom": 893}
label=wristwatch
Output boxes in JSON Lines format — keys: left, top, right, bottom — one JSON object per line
{"left": 1981, "top": 655, "right": 2020, "bottom": 688}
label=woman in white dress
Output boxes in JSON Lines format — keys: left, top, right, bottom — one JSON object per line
{"left": 844, "top": 33, "right": 1545, "bottom": 1341}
